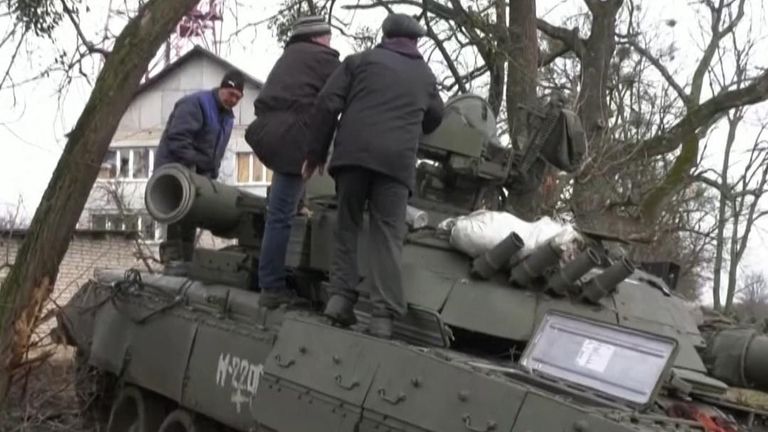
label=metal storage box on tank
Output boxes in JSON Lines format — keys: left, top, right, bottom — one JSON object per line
{"left": 519, "top": 310, "right": 679, "bottom": 410}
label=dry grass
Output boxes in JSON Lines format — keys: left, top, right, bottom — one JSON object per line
{"left": 0, "top": 346, "right": 90, "bottom": 432}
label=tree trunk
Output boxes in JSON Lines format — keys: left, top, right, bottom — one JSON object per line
{"left": 712, "top": 114, "right": 740, "bottom": 310}
{"left": 0, "top": 0, "right": 199, "bottom": 402}
{"left": 568, "top": 0, "right": 623, "bottom": 228}
{"left": 505, "top": 0, "right": 538, "bottom": 148}
{"left": 504, "top": 0, "right": 541, "bottom": 220}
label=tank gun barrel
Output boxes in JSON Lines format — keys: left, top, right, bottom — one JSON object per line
{"left": 471, "top": 231, "right": 524, "bottom": 279}
{"left": 145, "top": 163, "right": 266, "bottom": 237}
{"left": 545, "top": 248, "right": 602, "bottom": 297}
{"left": 579, "top": 257, "right": 635, "bottom": 304}
{"left": 508, "top": 240, "right": 562, "bottom": 287}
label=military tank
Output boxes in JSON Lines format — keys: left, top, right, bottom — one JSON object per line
{"left": 54, "top": 93, "right": 768, "bottom": 432}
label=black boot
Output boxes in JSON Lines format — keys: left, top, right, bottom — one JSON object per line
{"left": 323, "top": 295, "right": 357, "bottom": 327}
{"left": 258, "top": 289, "right": 308, "bottom": 310}
{"left": 368, "top": 308, "right": 393, "bottom": 339}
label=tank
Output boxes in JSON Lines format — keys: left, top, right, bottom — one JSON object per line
{"left": 53, "top": 93, "right": 768, "bottom": 432}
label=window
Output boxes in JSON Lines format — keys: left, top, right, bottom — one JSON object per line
{"left": 98, "top": 147, "right": 154, "bottom": 180}
{"left": 91, "top": 213, "right": 163, "bottom": 242}
{"left": 235, "top": 152, "right": 272, "bottom": 184}
{"left": 98, "top": 151, "right": 117, "bottom": 179}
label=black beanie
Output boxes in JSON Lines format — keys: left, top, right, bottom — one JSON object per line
{"left": 220, "top": 69, "right": 245, "bottom": 93}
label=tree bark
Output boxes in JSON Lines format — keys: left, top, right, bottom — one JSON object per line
{"left": 503, "top": 0, "right": 541, "bottom": 220}
{"left": 0, "top": 0, "right": 199, "bottom": 402}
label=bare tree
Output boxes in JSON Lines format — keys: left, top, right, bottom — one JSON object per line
{"left": 92, "top": 180, "right": 162, "bottom": 273}
{"left": 0, "top": 0, "right": 201, "bottom": 402}
{"left": 735, "top": 270, "right": 768, "bottom": 321}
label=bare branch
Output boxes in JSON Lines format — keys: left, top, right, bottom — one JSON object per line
{"left": 640, "top": 70, "right": 768, "bottom": 158}
{"left": 536, "top": 18, "right": 586, "bottom": 58}
{"left": 620, "top": 38, "right": 689, "bottom": 105}
{"left": 60, "top": 0, "right": 110, "bottom": 58}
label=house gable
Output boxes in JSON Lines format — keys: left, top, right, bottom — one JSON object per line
{"left": 115, "top": 46, "right": 262, "bottom": 138}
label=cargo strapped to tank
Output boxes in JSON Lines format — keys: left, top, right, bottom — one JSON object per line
{"left": 518, "top": 310, "right": 679, "bottom": 411}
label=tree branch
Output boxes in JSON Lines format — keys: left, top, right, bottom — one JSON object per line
{"left": 621, "top": 38, "right": 689, "bottom": 105}
{"left": 61, "top": 0, "right": 111, "bottom": 58}
{"left": 536, "top": 18, "right": 586, "bottom": 58}
{"left": 640, "top": 70, "right": 768, "bottom": 158}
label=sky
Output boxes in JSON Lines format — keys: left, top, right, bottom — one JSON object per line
{"left": 0, "top": 0, "right": 767, "bottom": 305}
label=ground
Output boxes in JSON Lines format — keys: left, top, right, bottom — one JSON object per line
{"left": 0, "top": 346, "right": 89, "bottom": 432}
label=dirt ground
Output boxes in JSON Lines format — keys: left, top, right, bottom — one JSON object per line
{"left": 0, "top": 346, "right": 90, "bottom": 432}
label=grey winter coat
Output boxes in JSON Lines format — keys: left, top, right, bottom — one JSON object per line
{"left": 245, "top": 40, "right": 341, "bottom": 175}
{"left": 307, "top": 39, "right": 444, "bottom": 190}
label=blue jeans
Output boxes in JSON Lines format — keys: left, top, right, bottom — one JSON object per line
{"left": 258, "top": 172, "right": 305, "bottom": 292}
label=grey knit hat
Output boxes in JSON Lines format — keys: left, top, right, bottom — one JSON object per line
{"left": 382, "top": 13, "right": 426, "bottom": 39}
{"left": 290, "top": 15, "right": 332, "bottom": 38}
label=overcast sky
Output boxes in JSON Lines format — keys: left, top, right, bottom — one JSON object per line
{"left": 0, "top": 0, "right": 767, "bottom": 304}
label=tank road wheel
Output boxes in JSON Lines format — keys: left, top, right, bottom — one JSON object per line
{"left": 106, "top": 385, "right": 168, "bottom": 432}
{"left": 157, "top": 409, "right": 218, "bottom": 432}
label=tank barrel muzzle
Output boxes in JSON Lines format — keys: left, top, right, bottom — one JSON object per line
{"left": 545, "top": 247, "right": 602, "bottom": 297}
{"left": 508, "top": 240, "right": 562, "bottom": 287}
{"left": 145, "top": 163, "right": 264, "bottom": 237}
{"left": 704, "top": 328, "right": 768, "bottom": 392}
{"left": 579, "top": 256, "right": 635, "bottom": 304}
{"left": 471, "top": 232, "right": 524, "bottom": 279}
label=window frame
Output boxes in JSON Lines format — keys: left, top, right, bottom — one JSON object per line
{"left": 98, "top": 147, "right": 155, "bottom": 181}
{"left": 235, "top": 151, "right": 272, "bottom": 185}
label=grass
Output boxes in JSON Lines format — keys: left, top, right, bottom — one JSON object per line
{"left": 0, "top": 346, "right": 90, "bottom": 432}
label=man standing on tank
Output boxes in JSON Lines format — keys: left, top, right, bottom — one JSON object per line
{"left": 245, "top": 15, "right": 341, "bottom": 309}
{"left": 153, "top": 69, "right": 245, "bottom": 263}
{"left": 302, "top": 13, "right": 444, "bottom": 338}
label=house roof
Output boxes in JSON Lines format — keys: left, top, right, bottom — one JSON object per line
{"left": 136, "top": 45, "right": 264, "bottom": 97}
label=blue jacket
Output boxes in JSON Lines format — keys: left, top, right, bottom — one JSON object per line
{"left": 154, "top": 89, "right": 234, "bottom": 179}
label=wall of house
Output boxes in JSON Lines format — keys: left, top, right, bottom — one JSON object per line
{"left": 0, "top": 230, "right": 143, "bottom": 339}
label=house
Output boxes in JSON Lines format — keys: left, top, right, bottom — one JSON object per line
{"left": 79, "top": 46, "right": 268, "bottom": 249}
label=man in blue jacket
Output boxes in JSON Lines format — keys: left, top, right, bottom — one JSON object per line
{"left": 154, "top": 69, "right": 245, "bottom": 263}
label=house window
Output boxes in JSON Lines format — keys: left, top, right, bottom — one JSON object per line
{"left": 98, "top": 150, "right": 117, "bottom": 179}
{"left": 91, "top": 213, "right": 163, "bottom": 242}
{"left": 235, "top": 152, "right": 272, "bottom": 184}
{"left": 99, "top": 148, "right": 154, "bottom": 180}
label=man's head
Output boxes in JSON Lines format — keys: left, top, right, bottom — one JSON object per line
{"left": 381, "top": 13, "right": 426, "bottom": 40}
{"left": 289, "top": 15, "right": 332, "bottom": 46}
{"left": 218, "top": 69, "right": 245, "bottom": 109}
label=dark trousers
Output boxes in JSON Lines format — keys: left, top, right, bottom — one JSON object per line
{"left": 258, "top": 172, "right": 305, "bottom": 291}
{"left": 160, "top": 220, "right": 196, "bottom": 262}
{"left": 329, "top": 167, "right": 409, "bottom": 316}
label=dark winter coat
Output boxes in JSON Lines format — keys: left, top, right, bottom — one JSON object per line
{"left": 245, "top": 40, "right": 341, "bottom": 175}
{"left": 154, "top": 89, "right": 234, "bottom": 179}
{"left": 306, "top": 38, "right": 444, "bottom": 191}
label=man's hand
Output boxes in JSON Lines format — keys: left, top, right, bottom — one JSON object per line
{"left": 301, "top": 160, "right": 324, "bottom": 181}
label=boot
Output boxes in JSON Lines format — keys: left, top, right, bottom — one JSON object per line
{"left": 258, "top": 289, "right": 308, "bottom": 310}
{"left": 368, "top": 309, "right": 393, "bottom": 339}
{"left": 323, "top": 295, "right": 357, "bottom": 327}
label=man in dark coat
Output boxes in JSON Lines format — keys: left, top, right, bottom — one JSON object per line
{"left": 245, "top": 15, "right": 341, "bottom": 309}
{"left": 154, "top": 69, "right": 245, "bottom": 263}
{"left": 302, "top": 13, "right": 444, "bottom": 338}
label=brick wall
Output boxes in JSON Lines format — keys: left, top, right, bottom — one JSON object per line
{"left": 0, "top": 229, "right": 143, "bottom": 338}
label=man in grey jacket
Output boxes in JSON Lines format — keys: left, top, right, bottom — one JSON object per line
{"left": 302, "top": 13, "right": 444, "bottom": 338}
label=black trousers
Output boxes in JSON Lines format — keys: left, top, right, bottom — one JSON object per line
{"left": 329, "top": 167, "right": 409, "bottom": 317}
{"left": 160, "top": 220, "right": 196, "bottom": 262}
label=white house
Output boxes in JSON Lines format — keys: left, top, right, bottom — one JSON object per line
{"left": 79, "top": 46, "right": 270, "bottom": 247}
